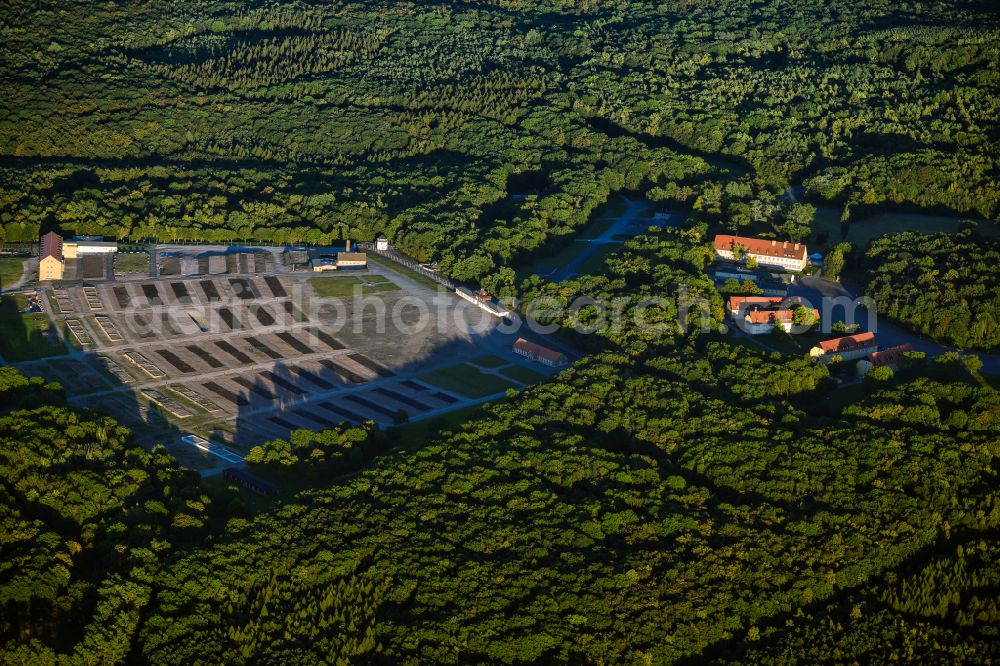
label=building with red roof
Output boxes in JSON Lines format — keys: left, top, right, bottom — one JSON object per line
{"left": 714, "top": 234, "right": 808, "bottom": 271}
{"left": 727, "top": 295, "right": 785, "bottom": 316}
{"left": 809, "top": 331, "right": 877, "bottom": 362}
{"left": 743, "top": 308, "right": 819, "bottom": 335}
{"left": 39, "top": 231, "right": 64, "bottom": 281}
{"left": 513, "top": 338, "right": 568, "bottom": 367}
{"left": 856, "top": 344, "right": 914, "bottom": 376}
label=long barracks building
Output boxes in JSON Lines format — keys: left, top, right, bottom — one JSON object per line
{"left": 714, "top": 234, "right": 808, "bottom": 271}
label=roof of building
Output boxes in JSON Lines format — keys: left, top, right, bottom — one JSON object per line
{"left": 337, "top": 252, "right": 368, "bottom": 262}
{"left": 714, "top": 234, "right": 808, "bottom": 260}
{"left": 816, "top": 331, "right": 877, "bottom": 353}
{"left": 40, "top": 231, "right": 63, "bottom": 261}
{"left": 865, "top": 344, "right": 914, "bottom": 366}
{"left": 376, "top": 233, "right": 388, "bottom": 240}
{"left": 513, "top": 337, "right": 566, "bottom": 364}
{"left": 809, "top": 252, "right": 824, "bottom": 259}
{"left": 223, "top": 467, "right": 280, "bottom": 495}
{"left": 66, "top": 238, "right": 117, "bottom": 247}
{"left": 727, "top": 295, "right": 785, "bottom": 311}
{"left": 745, "top": 308, "right": 816, "bottom": 325}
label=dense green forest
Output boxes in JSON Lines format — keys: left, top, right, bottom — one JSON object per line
{"left": 1, "top": 0, "right": 998, "bottom": 281}
{"left": 0, "top": 368, "right": 211, "bottom": 663}
{"left": 865, "top": 231, "right": 1000, "bottom": 349}
{"left": 3, "top": 231, "right": 999, "bottom": 663}
{"left": 3, "top": 0, "right": 1000, "bottom": 662}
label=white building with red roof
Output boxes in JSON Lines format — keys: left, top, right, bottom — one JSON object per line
{"left": 743, "top": 308, "right": 819, "bottom": 335}
{"left": 513, "top": 338, "right": 568, "bottom": 367}
{"left": 809, "top": 331, "right": 878, "bottom": 362}
{"left": 714, "top": 234, "right": 808, "bottom": 271}
{"left": 727, "top": 295, "right": 785, "bottom": 317}
{"left": 856, "top": 344, "right": 914, "bottom": 376}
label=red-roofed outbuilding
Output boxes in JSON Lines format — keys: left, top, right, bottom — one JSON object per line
{"left": 743, "top": 308, "right": 819, "bottom": 335}
{"left": 856, "top": 344, "right": 915, "bottom": 376}
{"left": 810, "top": 332, "right": 877, "bottom": 361}
{"left": 513, "top": 338, "right": 568, "bottom": 367}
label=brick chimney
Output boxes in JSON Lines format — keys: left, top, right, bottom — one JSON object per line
{"left": 345, "top": 239, "right": 351, "bottom": 252}
{"left": 771, "top": 240, "right": 776, "bottom": 246}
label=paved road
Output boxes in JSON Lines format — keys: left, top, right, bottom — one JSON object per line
{"left": 789, "top": 275, "right": 1000, "bottom": 374}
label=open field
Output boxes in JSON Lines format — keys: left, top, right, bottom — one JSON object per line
{"left": 574, "top": 244, "right": 619, "bottom": 275}
{"left": 519, "top": 197, "right": 668, "bottom": 281}
{"left": 577, "top": 199, "right": 630, "bottom": 240}
{"left": 310, "top": 275, "right": 400, "bottom": 298}
{"left": 0, "top": 257, "right": 25, "bottom": 287}
{"left": 809, "top": 207, "right": 1000, "bottom": 250}
{"left": 470, "top": 354, "right": 507, "bottom": 368}
{"left": 419, "top": 363, "right": 518, "bottom": 398}
{"left": 391, "top": 402, "right": 493, "bottom": 450}
{"left": 114, "top": 252, "right": 150, "bottom": 274}
{"left": 499, "top": 364, "right": 548, "bottom": 384}
{"left": 366, "top": 254, "right": 442, "bottom": 291}
{"left": 0, "top": 295, "right": 63, "bottom": 361}
{"left": 516, "top": 238, "right": 597, "bottom": 279}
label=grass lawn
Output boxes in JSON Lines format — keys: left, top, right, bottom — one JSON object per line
{"left": 760, "top": 330, "right": 818, "bottom": 356}
{"left": 0, "top": 257, "right": 25, "bottom": 288}
{"left": 576, "top": 244, "right": 620, "bottom": 275}
{"left": 730, "top": 328, "right": 814, "bottom": 357}
{"left": 418, "top": 363, "right": 518, "bottom": 398}
{"left": 517, "top": 237, "right": 592, "bottom": 279}
{"left": 310, "top": 275, "right": 400, "bottom": 298}
{"left": 576, "top": 216, "right": 618, "bottom": 241}
{"left": 470, "top": 354, "right": 507, "bottom": 368}
{"left": 0, "top": 295, "right": 64, "bottom": 361}
{"left": 365, "top": 281, "right": 401, "bottom": 293}
{"left": 499, "top": 364, "right": 547, "bottom": 384}
{"left": 390, "top": 403, "right": 490, "bottom": 450}
{"left": 813, "top": 382, "right": 868, "bottom": 414}
{"left": 360, "top": 273, "right": 401, "bottom": 292}
{"left": 366, "top": 255, "right": 442, "bottom": 291}
{"left": 114, "top": 252, "right": 150, "bottom": 274}
{"left": 809, "top": 207, "right": 1000, "bottom": 251}
{"left": 592, "top": 197, "right": 628, "bottom": 221}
